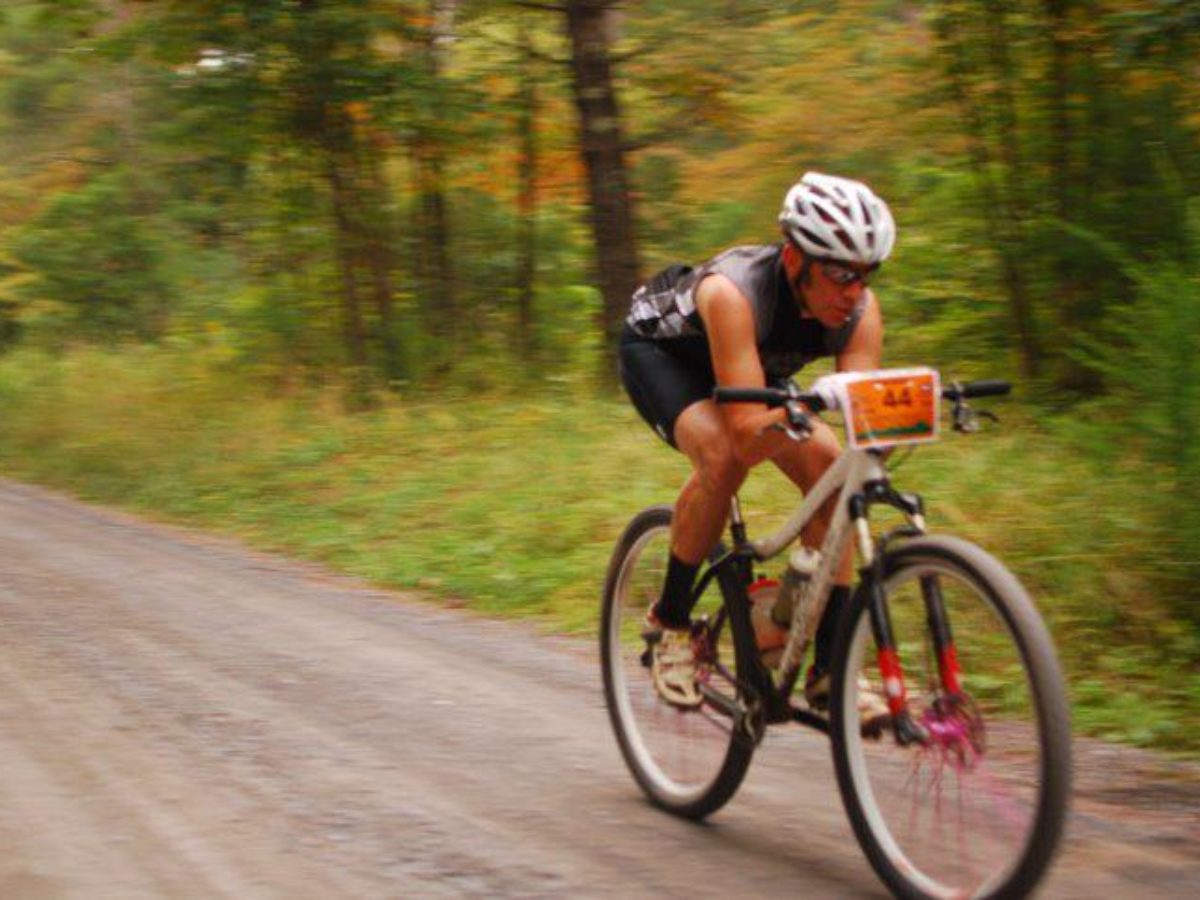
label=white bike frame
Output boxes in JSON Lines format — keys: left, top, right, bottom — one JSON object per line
{"left": 735, "top": 444, "right": 922, "bottom": 685}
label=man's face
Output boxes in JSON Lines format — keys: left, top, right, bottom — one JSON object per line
{"left": 788, "top": 254, "right": 873, "bottom": 328}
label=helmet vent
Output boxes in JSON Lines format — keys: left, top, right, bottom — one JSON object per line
{"left": 798, "top": 226, "right": 832, "bottom": 251}
{"left": 778, "top": 171, "right": 895, "bottom": 265}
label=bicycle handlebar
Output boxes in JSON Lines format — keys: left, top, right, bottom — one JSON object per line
{"left": 944, "top": 380, "right": 1011, "bottom": 399}
{"left": 713, "top": 379, "right": 1012, "bottom": 409}
{"left": 711, "top": 386, "right": 827, "bottom": 411}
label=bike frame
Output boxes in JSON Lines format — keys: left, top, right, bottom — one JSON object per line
{"left": 692, "top": 442, "right": 959, "bottom": 745}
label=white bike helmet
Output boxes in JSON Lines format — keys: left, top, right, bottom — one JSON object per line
{"left": 778, "top": 172, "right": 895, "bottom": 265}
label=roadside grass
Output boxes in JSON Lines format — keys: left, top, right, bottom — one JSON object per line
{"left": 1, "top": 346, "right": 1196, "bottom": 753}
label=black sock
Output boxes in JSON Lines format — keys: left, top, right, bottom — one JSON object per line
{"left": 653, "top": 553, "right": 700, "bottom": 629}
{"left": 813, "top": 585, "right": 852, "bottom": 674}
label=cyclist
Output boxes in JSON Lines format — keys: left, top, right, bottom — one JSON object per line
{"left": 619, "top": 172, "right": 893, "bottom": 718}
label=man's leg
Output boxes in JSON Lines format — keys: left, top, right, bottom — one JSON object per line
{"left": 650, "top": 399, "right": 748, "bottom": 627}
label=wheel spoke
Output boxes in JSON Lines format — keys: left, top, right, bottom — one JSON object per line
{"left": 601, "top": 508, "right": 754, "bottom": 819}
{"left": 831, "top": 540, "right": 1070, "bottom": 899}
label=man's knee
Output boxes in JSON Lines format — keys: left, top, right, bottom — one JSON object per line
{"left": 772, "top": 420, "right": 840, "bottom": 490}
{"left": 694, "top": 437, "right": 748, "bottom": 496}
{"left": 805, "top": 426, "right": 840, "bottom": 471}
{"left": 675, "top": 401, "right": 749, "bottom": 496}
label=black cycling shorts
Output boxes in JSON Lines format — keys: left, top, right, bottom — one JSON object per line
{"left": 618, "top": 325, "right": 715, "bottom": 448}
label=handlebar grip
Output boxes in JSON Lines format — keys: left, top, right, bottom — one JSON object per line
{"left": 954, "top": 380, "right": 1012, "bottom": 399}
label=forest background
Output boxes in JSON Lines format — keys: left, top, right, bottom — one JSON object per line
{"left": 0, "top": 0, "right": 1197, "bottom": 751}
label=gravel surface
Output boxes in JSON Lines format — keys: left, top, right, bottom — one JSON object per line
{"left": 0, "top": 477, "right": 1196, "bottom": 898}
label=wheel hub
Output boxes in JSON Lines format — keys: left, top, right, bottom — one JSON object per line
{"left": 920, "top": 694, "right": 986, "bottom": 772}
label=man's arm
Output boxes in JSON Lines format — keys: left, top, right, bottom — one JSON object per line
{"left": 836, "top": 290, "right": 883, "bottom": 372}
{"left": 695, "top": 275, "right": 791, "bottom": 468}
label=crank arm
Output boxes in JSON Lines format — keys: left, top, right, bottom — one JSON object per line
{"left": 699, "top": 683, "right": 765, "bottom": 747}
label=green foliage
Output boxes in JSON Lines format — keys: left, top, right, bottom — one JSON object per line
{"left": 1062, "top": 198, "right": 1200, "bottom": 621}
{"left": 0, "top": 1, "right": 101, "bottom": 140}
{"left": 0, "top": 251, "right": 29, "bottom": 348}
{"left": 0, "top": 0, "right": 1195, "bottom": 386}
{"left": 12, "top": 173, "right": 172, "bottom": 341}
{"left": 883, "top": 164, "right": 1013, "bottom": 372}
{"left": 926, "top": 0, "right": 1200, "bottom": 388}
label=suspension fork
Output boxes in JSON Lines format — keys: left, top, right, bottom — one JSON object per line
{"left": 851, "top": 484, "right": 928, "bottom": 746}
{"left": 921, "top": 575, "right": 963, "bottom": 696}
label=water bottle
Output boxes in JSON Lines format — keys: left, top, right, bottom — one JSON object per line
{"left": 748, "top": 578, "right": 786, "bottom": 665}
{"left": 772, "top": 545, "right": 822, "bottom": 632}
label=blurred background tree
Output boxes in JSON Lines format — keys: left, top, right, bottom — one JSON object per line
{"left": 3, "top": 0, "right": 1195, "bottom": 381}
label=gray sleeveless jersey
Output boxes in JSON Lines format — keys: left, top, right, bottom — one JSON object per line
{"left": 626, "top": 244, "right": 864, "bottom": 380}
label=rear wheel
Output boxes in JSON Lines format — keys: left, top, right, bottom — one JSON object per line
{"left": 600, "top": 505, "right": 754, "bottom": 820}
{"left": 830, "top": 535, "right": 1071, "bottom": 899}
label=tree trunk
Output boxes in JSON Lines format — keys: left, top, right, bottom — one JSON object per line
{"left": 563, "top": 0, "right": 640, "bottom": 379}
{"left": 324, "top": 153, "right": 369, "bottom": 376}
{"left": 938, "top": 0, "right": 1040, "bottom": 380}
{"left": 983, "top": 0, "right": 1040, "bottom": 380}
{"left": 1043, "top": 0, "right": 1100, "bottom": 392}
{"left": 412, "top": 0, "right": 458, "bottom": 348}
{"left": 1044, "top": 0, "right": 1071, "bottom": 223}
{"left": 322, "top": 104, "right": 405, "bottom": 389}
{"left": 358, "top": 144, "right": 405, "bottom": 382}
{"left": 515, "top": 22, "right": 539, "bottom": 362}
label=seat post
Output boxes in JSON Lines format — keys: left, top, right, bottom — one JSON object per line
{"left": 728, "top": 495, "right": 748, "bottom": 547}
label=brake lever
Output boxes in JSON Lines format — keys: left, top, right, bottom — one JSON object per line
{"left": 952, "top": 397, "right": 977, "bottom": 433}
{"left": 763, "top": 379, "right": 812, "bottom": 442}
{"left": 950, "top": 390, "right": 1000, "bottom": 434}
{"left": 769, "top": 399, "right": 812, "bottom": 442}
{"left": 785, "top": 376, "right": 816, "bottom": 432}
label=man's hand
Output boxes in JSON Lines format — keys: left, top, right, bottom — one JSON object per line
{"left": 782, "top": 399, "right": 813, "bottom": 439}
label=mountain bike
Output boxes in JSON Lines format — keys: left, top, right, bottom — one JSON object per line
{"left": 600, "top": 368, "right": 1071, "bottom": 900}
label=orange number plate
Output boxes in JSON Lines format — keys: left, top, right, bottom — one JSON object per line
{"left": 843, "top": 369, "right": 940, "bottom": 449}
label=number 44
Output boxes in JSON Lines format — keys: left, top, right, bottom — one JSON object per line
{"left": 882, "top": 387, "right": 914, "bottom": 407}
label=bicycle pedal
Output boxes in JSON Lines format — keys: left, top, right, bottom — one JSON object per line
{"left": 640, "top": 623, "right": 664, "bottom": 644}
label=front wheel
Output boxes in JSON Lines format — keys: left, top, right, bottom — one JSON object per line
{"left": 830, "top": 535, "right": 1071, "bottom": 900}
{"left": 600, "top": 505, "right": 754, "bottom": 820}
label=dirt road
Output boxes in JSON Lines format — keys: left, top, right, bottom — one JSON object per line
{"left": 0, "top": 477, "right": 1196, "bottom": 898}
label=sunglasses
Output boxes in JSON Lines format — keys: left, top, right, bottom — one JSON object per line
{"left": 820, "top": 260, "right": 877, "bottom": 287}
